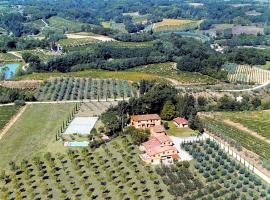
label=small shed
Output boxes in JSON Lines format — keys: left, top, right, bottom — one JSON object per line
{"left": 173, "top": 117, "right": 188, "bottom": 128}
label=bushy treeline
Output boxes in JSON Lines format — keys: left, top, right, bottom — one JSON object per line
{"left": 25, "top": 36, "right": 228, "bottom": 80}
{"left": 0, "top": 86, "right": 36, "bottom": 104}
{"left": 101, "top": 82, "right": 203, "bottom": 136}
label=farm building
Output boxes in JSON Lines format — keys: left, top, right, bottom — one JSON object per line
{"left": 173, "top": 117, "right": 189, "bottom": 128}
{"left": 130, "top": 114, "right": 161, "bottom": 129}
{"left": 139, "top": 124, "right": 179, "bottom": 165}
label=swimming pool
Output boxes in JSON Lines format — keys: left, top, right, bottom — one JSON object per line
{"left": 0, "top": 63, "right": 20, "bottom": 79}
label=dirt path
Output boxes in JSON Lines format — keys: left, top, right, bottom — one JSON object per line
{"left": 0, "top": 105, "right": 27, "bottom": 140}
{"left": 223, "top": 119, "right": 270, "bottom": 144}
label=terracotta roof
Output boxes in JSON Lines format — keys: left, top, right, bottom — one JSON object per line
{"left": 155, "top": 134, "right": 172, "bottom": 144}
{"left": 173, "top": 117, "right": 188, "bottom": 125}
{"left": 150, "top": 125, "right": 165, "bottom": 133}
{"left": 142, "top": 138, "right": 160, "bottom": 149}
{"left": 131, "top": 114, "right": 161, "bottom": 122}
{"left": 146, "top": 145, "right": 178, "bottom": 156}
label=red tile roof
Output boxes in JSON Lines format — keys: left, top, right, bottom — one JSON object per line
{"left": 150, "top": 125, "right": 165, "bottom": 133}
{"left": 131, "top": 114, "right": 161, "bottom": 122}
{"left": 173, "top": 117, "right": 188, "bottom": 125}
{"left": 155, "top": 134, "right": 172, "bottom": 144}
{"left": 145, "top": 145, "right": 178, "bottom": 156}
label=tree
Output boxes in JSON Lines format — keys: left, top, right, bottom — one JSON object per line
{"left": 124, "top": 127, "right": 149, "bottom": 145}
{"left": 160, "top": 100, "right": 176, "bottom": 120}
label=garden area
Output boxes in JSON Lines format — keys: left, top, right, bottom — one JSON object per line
{"left": 164, "top": 121, "right": 195, "bottom": 137}
{"left": 35, "top": 78, "right": 137, "bottom": 101}
{"left": 0, "top": 105, "right": 20, "bottom": 130}
{"left": 0, "top": 103, "right": 75, "bottom": 169}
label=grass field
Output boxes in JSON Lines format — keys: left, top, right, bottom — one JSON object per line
{"left": 0, "top": 105, "right": 20, "bottom": 130}
{"left": 165, "top": 121, "right": 195, "bottom": 137}
{"left": 129, "top": 62, "right": 217, "bottom": 84}
{"left": 214, "top": 110, "right": 270, "bottom": 140}
{"left": 0, "top": 103, "right": 75, "bottom": 169}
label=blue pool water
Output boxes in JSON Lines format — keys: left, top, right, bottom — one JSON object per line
{"left": 0, "top": 63, "right": 20, "bottom": 79}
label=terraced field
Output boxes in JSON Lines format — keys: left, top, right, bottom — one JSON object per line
{"left": 226, "top": 64, "right": 270, "bottom": 84}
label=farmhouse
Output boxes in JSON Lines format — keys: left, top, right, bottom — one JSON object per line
{"left": 139, "top": 127, "right": 179, "bottom": 164}
{"left": 130, "top": 114, "right": 161, "bottom": 129}
{"left": 173, "top": 117, "right": 188, "bottom": 128}
{"left": 131, "top": 114, "right": 179, "bottom": 164}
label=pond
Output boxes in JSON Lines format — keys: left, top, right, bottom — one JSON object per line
{"left": 0, "top": 63, "right": 20, "bottom": 79}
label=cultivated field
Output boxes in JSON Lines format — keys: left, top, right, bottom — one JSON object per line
{"left": 15, "top": 69, "right": 162, "bottom": 82}
{"left": 226, "top": 64, "right": 270, "bottom": 84}
{"left": 212, "top": 111, "right": 270, "bottom": 140}
{"left": 129, "top": 62, "right": 217, "bottom": 85}
{"left": 0, "top": 135, "right": 174, "bottom": 199}
{"left": 182, "top": 140, "right": 269, "bottom": 199}
{"left": 153, "top": 19, "right": 200, "bottom": 32}
{"left": 35, "top": 78, "right": 137, "bottom": 101}
{"left": 0, "top": 105, "right": 20, "bottom": 130}
{"left": 201, "top": 116, "right": 270, "bottom": 161}
{"left": 0, "top": 103, "right": 75, "bottom": 169}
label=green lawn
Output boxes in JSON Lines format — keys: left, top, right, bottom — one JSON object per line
{"left": 0, "top": 103, "right": 75, "bottom": 169}
{"left": 0, "top": 105, "right": 20, "bottom": 130}
{"left": 165, "top": 121, "right": 195, "bottom": 137}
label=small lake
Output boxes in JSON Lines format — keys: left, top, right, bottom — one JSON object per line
{"left": 0, "top": 63, "right": 20, "bottom": 79}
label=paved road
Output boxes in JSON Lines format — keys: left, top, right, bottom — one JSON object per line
{"left": 221, "top": 80, "right": 270, "bottom": 92}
